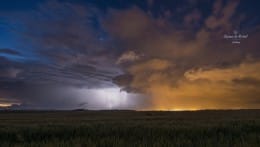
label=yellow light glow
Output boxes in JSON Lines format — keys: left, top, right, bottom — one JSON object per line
{"left": 0, "top": 101, "right": 20, "bottom": 108}
{"left": 169, "top": 108, "right": 199, "bottom": 111}
{"left": 153, "top": 107, "right": 200, "bottom": 111}
{"left": 0, "top": 103, "right": 13, "bottom": 107}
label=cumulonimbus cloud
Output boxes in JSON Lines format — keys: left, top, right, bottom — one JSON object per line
{"left": 0, "top": 0, "right": 259, "bottom": 110}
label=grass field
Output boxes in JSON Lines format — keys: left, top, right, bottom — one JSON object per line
{"left": 0, "top": 110, "right": 260, "bottom": 147}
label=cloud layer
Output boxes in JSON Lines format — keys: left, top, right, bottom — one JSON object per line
{"left": 109, "top": 0, "right": 260, "bottom": 110}
{"left": 0, "top": 0, "right": 259, "bottom": 110}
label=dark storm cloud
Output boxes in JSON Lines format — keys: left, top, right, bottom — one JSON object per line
{"left": 0, "top": 0, "right": 259, "bottom": 110}
{"left": 2, "top": 0, "right": 121, "bottom": 84}
{"left": 0, "top": 1, "right": 124, "bottom": 109}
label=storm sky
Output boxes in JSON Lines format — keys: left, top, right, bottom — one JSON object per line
{"left": 0, "top": 0, "right": 260, "bottom": 110}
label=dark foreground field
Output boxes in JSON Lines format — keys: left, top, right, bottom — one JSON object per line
{"left": 0, "top": 110, "right": 260, "bottom": 147}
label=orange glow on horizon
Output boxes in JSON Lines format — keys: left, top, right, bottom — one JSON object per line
{"left": 0, "top": 101, "right": 20, "bottom": 108}
{"left": 0, "top": 103, "right": 13, "bottom": 107}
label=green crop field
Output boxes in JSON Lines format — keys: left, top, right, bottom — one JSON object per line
{"left": 0, "top": 110, "right": 260, "bottom": 147}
